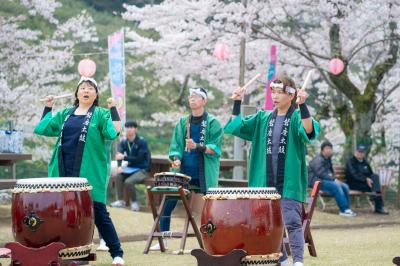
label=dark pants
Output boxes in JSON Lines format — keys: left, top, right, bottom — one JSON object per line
{"left": 280, "top": 199, "right": 304, "bottom": 263}
{"left": 94, "top": 202, "right": 123, "bottom": 258}
{"left": 348, "top": 174, "right": 384, "bottom": 211}
{"left": 116, "top": 170, "right": 148, "bottom": 202}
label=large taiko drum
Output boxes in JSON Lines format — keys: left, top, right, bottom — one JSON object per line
{"left": 200, "top": 187, "right": 283, "bottom": 265}
{"left": 153, "top": 172, "right": 191, "bottom": 190}
{"left": 11, "top": 178, "right": 94, "bottom": 260}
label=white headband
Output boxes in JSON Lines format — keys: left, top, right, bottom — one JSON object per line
{"left": 270, "top": 81, "right": 296, "bottom": 94}
{"left": 189, "top": 88, "right": 207, "bottom": 99}
{"left": 78, "top": 76, "right": 97, "bottom": 88}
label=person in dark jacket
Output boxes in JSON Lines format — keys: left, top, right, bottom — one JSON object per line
{"left": 308, "top": 140, "right": 355, "bottom": 216}
{"left": 345, "top": 144, "right": 389, "bottom": 214}
{"left": 110, "top": 120, "right": 150, "bottom": 212}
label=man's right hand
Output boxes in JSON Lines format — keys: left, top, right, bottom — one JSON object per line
{"left": 366, "top": 177, "right": 373, "bottom": 188}
{"left": 43, "top": 95, "right": 55, "bottom": 107}
{"left": 172, "top": 159, "right": 181, "bottom": 168}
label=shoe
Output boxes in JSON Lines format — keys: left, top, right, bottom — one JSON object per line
{"left": 130, "top": 201, "right": 140, "bottom": 212}
{"left": 339, "top": 209, "right": 356, "bottom": 217}
{"left": 375, "top": 207, "right": 389, "bottom": 215}
{"left": 293, "top": 262, "right": 303, "bottom": 266}
{"left": 96, "top": 238, "right": 109, "bottom": 251}
{"left": 149, "top": 239, "right": 168, "bottom": 251}
{"left": 280, "top": 258, "right": 290, "bottom": 266}
{"left": 112, "top": 256, "right": 124, "bottom": 266}
{"left": 110, "top": 200, "right": 126, "bottom": 208}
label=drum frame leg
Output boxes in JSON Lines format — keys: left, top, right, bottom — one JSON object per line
{"left": 143, "top": 186, "right": 203, "bottom": 254}
{"left": 5, "top": 242, "right": 65, "bottom": 266}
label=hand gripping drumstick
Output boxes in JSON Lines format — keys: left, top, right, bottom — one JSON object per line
{"left": 231, "top": 73, "right": 261, "bottom": 98}
{"left": 296, "top": 70, "right": 313, "bottom": 104}
{"left": 40, "top": 93, "right": 73, "bottom": 102}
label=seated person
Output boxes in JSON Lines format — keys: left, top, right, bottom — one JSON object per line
{"left": 308, "top": 140, "right": 356, "bottom": 217}
{"left": 345, "top": 144, "right": 389, "bottom": 214}
{"left": 110, "top": 120, "right": 150, "bottom": 211}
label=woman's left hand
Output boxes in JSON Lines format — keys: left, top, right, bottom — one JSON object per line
{"left": 296, "top": 88, "right": 309, "bottom": 105}
{"left": 107, "top": 97, "right": 115, "bottom": 108}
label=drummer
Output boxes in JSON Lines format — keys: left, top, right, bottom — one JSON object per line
{"left": 150, "top": 87, "right": 223, "bottom": 251}
{"left": 34, "top": 76, "right": 125, "bottom": 266}
{"left": 224, "top": 74, "right": 320, "bottom": 266}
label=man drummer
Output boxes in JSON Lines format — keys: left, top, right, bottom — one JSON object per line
{"left": 150, "top": 87, "right": 223, "bottom": 250}
{"left": 224, "top": 74, "right": 320, "bottom": 266}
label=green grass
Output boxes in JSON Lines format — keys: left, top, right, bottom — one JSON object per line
{"left": 1, "top": 205, "right": 400, "bottom": 265}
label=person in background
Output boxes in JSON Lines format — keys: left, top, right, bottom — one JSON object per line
{"left": 308, "top": 140, "right": 356, "bottom": 217}
{"left": 345, "top": 144, "right": 389, "bottom": 215}
{"left": 110, "top": 120, "right": 150, "bottom": 212}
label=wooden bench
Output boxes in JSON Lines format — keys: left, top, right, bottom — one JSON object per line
{"left": 318, "top": 166, "right": 375, "bottom": 210}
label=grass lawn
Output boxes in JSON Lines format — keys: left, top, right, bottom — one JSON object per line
{"left": 1, "top": 205, "right": 399, "bottom": 265}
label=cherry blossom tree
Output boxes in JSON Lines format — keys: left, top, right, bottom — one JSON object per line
{"left": 122, "top": 0, "right": 400, "bottom": 160}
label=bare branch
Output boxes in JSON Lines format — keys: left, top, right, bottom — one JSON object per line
{"left": 375, "top": 81, "right": 400, "bottom": 112}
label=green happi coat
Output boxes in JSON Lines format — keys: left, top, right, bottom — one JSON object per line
{"left": 34, "top": 107, "right": 118, "bottom": 204}
{"left": 169, "top": 113, "right": 222, "bottom": 191}
{"left": 224, "top": 109, "right": 320, "bottom": 203}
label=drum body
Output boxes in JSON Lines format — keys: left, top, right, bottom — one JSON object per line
{"left": 201, "top": 188, "right": 283, "bottom": 264}
{"left": 154, "top": 172, "right": 191, "bottom": 190}
{"left": 11, "top": 178, "right": 94, "bottom": 259}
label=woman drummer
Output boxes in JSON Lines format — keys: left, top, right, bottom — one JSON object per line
{"left": 34, "top": 76, "right": 124, "bottom": 266}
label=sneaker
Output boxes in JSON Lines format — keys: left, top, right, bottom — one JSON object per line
{"left": 112, "top": 256, "right": 124, "bottom": 266}
{"left": 280, "top": 258, "right": 290, "bottom": 266}
{"left": 149, "top": 239, "right": 168, "bottom": 251}
{"left": 110, "top": 200, "right": 126, "bottom": 208}
{"left": 339, "top": 209, "right": 356, "bottom": 217}
{"left": 96, "top": 238, "right": 109, "bottom": 251}
{"left": 375, "top": 207, "right": 389, "bottom": 215}
{"left": 293, "top": 262, "right": 303, "bottom": 266}
{"left": 130, "top": 201, "right": 140, "bottom": 212}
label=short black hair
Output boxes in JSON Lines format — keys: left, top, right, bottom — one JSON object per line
{"left": 320, "top": 140, "right": 333, "bottom": 151}
{"left": 125, "top": 120, "right": 138, "bottom": 128}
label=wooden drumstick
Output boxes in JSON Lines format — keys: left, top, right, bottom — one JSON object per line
{"left": 40, "top": 93, "right": 73, "bottom": 102}
{"left": 296, "top": 70, "right": 313, "bottom": 104}
{"left": 231, "top": 73, "right": 261, "bottom": 99}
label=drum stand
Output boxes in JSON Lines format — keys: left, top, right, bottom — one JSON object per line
{"left": 1, "top": 242, "right": 96, "bottom": 266}
{"left": 143, "top": 186, "right": 204, "bottom": 254}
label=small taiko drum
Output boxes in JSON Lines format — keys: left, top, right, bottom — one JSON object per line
{"left": 11, "top": 178, "right": 94, "bottom": 260}
{"left": 153, "top": 172, "right": 191, "bottom": 190}
{"left": 201, "top": 187, "right": 283, "bottom": 265}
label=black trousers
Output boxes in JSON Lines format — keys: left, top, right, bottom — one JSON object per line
{"left": 348, "top": 174, "right": 384, "bottom": 210}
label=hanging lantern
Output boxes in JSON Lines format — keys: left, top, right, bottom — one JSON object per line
{"left": 213, "top": 43, "right": 230, "bottom": 61}
{"left": 78, "top": 59, "right": 96, "bottom": 77}
{"left": 329, "top": 58, "right": 344, "bottom": 75}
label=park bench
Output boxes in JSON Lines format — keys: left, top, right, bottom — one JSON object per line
{"left": 318, "top": 166, "right": 375, "bottom": 210}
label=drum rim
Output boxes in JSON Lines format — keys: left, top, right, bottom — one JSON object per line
{"left": 15, "top": 177, "right": 89, "bottom": 184}
{"left": 154, "top": 172, "right": 191, "bottom": 181}
{"left": 207, "top": 187, "right": 277, "bottom": 192}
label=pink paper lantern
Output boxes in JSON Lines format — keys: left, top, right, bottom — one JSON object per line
{"left": 329, "top": 58, "right": 344, "bottom": 75}
{"left": 213, "top": 43, "right": 230, "bottom": 61}
{"left": 78, "top": 59, "right": 96, "bottom": 77}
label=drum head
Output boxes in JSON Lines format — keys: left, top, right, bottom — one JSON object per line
{"left": 154, "top": 172, "right": 191, "bottom": 181}
{"left": 13, "top": 177, "right": 92, "bottom": 193}
{"left": 205, "top": 187, "right": 280, "bottom": 200}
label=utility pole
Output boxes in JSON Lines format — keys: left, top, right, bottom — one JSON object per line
{"left": 233, "top": 0, "right": 248, "bottom": 180}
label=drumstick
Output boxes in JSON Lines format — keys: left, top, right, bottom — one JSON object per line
{"left": 296, "top": 70, "right": 313, "bottom": 104}
{"left": 231, "top": 73, "right": 261, "bottom": 99}
{"left": 40, "top": 93, "right": 73, "bottom": 102}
